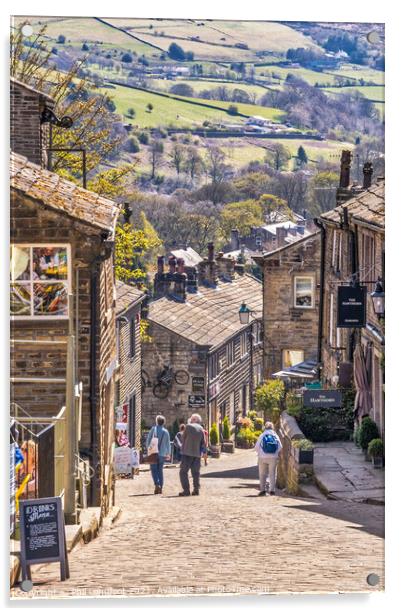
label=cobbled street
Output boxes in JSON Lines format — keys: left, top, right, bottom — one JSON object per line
{"left": 11, "top": 450, "right": 384, "bottom": 599}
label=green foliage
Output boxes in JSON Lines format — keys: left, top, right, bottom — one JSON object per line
{"left": 114, "top": 223, "right": 149, "bottom": 284}
{"left": 219, "top": 199, "right": 264, "bottom": 242}
{"left": 57, "top": 34, "right": 66, "bottom": 44}
{"left": 253, "top": 417, "right": 264, "bottom": 431}
{"left": 359, "top": 416, "right": 380, "bottom": 451}
{"left": 127, "top": 107, "right": 136, "bottom": 118}
{"left": 138, "top": 131, "right": 150, "bottom": 145}
{"left": 121, "top": 52, "right": 133, "bottom": 63}
{"left": 125, "top": 136, "right": 140, "bottom": 153}
{"left": 222, "top": 415, "right": 231, "bottom": 441}
{"left": 367, "top": 438, "right": 384, "bottom": 458}
{"left": 255, "top": 380, "right": 285, "bottom": 425}
{"left": 227, "top": 104, "right": 239, "bottom": 116}
{"left": 292, "top": 438, "right": 314, "bottom": 450}
{"left": 168, "top": 42, "right": 186, "bottom": 61}
{"left": 210, "top": 423, "right": 219, "bottom": 446}
{"left": 286, "top": 392, "right": 303, "bottom": 417}
{"left": 147, "top": 103, "right": 154, "bottom": 112}
{"left": 236, "top": 428, "right": 258, "bottom": 448}
{"left": 297, "top": 390, "right": 355, "bottom": 442}
{"left": 237, "top": 416, "right": 253, "bottom": 430}
{"left": 247, "top": 410, "right": 258, "bottom": 421}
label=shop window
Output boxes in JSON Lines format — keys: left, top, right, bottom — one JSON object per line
{"left": 10, "top": 244, "right": 70, "bottom": 319}
{"left": 240, "top": 332, "right": 248, "bottom": 357}
{"left": 294, "top": 276, "right": 314, "bottom": 308}
{"left": 282, "top": 349, "right": 304, "bottom": 368}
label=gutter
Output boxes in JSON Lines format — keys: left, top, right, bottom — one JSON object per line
{"left": 313, "top": 218, "right": 326, "bottom": 380}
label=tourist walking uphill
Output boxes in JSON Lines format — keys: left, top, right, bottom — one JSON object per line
{"left": 255, "top": 422, "right": 283, "bottom": 496}
{"left": 146, "top": 416, "right": 171, "bottom": 495}
{"left": 179, "top": 414, "right": 206, "bottom": 496}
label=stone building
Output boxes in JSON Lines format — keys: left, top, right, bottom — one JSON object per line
{"left": 10, "top": 79, "right": 120, "bottom": 513}
{"left": 253, "top": 232, "right": 321, "bottom": 379}
{"left": 115, "top": 280, "right": 146, "bottom": 450}
{"left": 318, "top": 157, "right": 385, "bottom": 435}
{"left": 142, "top": 245, "right": 263, "bottom": 430}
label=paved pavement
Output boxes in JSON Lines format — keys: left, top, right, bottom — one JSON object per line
{"left": 313, "top": 442, "right": 385, "bottom": 504}
{"left": 11, "top": 449, "right": 384, "bottom": 599}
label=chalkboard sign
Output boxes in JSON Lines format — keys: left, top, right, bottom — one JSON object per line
{"left": 303, "top": 389, "right": 343, "bottom": 409}
{"left": 188, "top": 394, "right": 206, "bottom": 407}
{"left": 19, "top": 496, "right": 69, "bottom": 583}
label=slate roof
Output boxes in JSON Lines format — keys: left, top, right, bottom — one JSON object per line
{"left": 170, "top": 247, "right": 203, "bottom": 268}
{"left": 11, "top": 77, "right": 55, "bottom": 103}
{"left": 10, "top": 152, "right": 120, "bottom": 234}
{"left": 116, "top": 280, "right": 146, "bottom": 315}
{"left": 320, "top": 181, "right": 384, "bottom": 229}
{"left": 148, "top": 274, "right": 262, "bottom": 350}
{"left": 252, "top": 231, "right": 320, "bottom": 264}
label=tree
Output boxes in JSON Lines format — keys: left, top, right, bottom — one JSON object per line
{"left": 11, "top": 23, "right": 124, "bottom": 182}
{"left": 81, "top": 42, "right": 89, "bottom": 51}
{"left": 125, "top": 136, "right": 140, "bottom": 153}
{"left": 233, "top": 171, "right": 272, "bottom": 200}
{"left": 258, "top": 194, "right": 293, "bottom": 223}
{"left": 219, "top": 200, "right": 264, "bottom": 242}
{"left": 310, "top": 171, "right": 339, "bottom": 214}
{"left": 57, "top": 34, "right": 66, "bottom": 44}
{"left": 138, "top": 131, "right": 150, "bottom": 145}
{"left": 264, "top": 143, "right": 291, "bottom": 171}
{"left": 296, "top": 146, "right": 308, "bottom": 168}
{"left": 168, "top": 42, "right": 186, "bottom": 61}
{"left": 227, "top": 104, "right": 239, "bottom": 116}
{"left": 121, "top": 52, "right": 133, "bottom": 63}
{"left": 146, "top": 103, "right": 154, "bottom": 113}
{"left": 169, "top": 143, "right": 186, "bottom": 175}
{"left": 185, "top": 146, "right": 204, "bottom": 181}
{"left": 127, "top": 107, "right": 136, "bottom": 118}
{"left": 255, "top": 380, "right": 285, "bottom": 425}
{"left": 169, "top": 83, "right": 194, "bottom": 97}
{"left": 204, "top": 145, "right": 231, "bottom": 205}
{"left": 114, "top": 223, "right": 149, "bottom": 285}
{"left": 87, "top": 164, "right": 136, "bottom": 199}
{"left": 138, "top": 211, "right": 164, "bottom": 265}
{"left": 148, "top": 139, "right": 164, "bottom": 179}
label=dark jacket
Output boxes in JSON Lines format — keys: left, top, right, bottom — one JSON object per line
{"left": 181, "top": 423, "right": 205, "bottom": 458}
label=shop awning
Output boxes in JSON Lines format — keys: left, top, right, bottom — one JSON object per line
{"left": 272, "top": 359, "right": 318, "bottom": 380}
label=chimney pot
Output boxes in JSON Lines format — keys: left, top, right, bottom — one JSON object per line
{"left": 339, "top": 150, "right": 352, "bottom": 189}
{"left": 362, "top": 161, "right": 373, "bottom": 189}
{"left": 157, "top": 255, "right": 164, "bottom": 274}
{"left": 207, "top": 242, "right": 215, "bottom": 262}
{"left": 169, "top": 256, "right": 177, "bottom": 274}
{"left": 177, "top": 257, "right": 185, "bottom": 274}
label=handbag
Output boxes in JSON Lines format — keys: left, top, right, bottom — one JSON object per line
{"left": 144, "top": 426, "right": 160, "bottom": 464}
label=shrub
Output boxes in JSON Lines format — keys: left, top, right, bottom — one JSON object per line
{"left": 154, "top": 174, "right": 165, "bottom": 185}
{"left": 147, "top": 103, "right": 154, "bottom": 112}
{"left": 367, "top": 438, "right": 384, "bottom": 458}
{"left": 247, "top": 410, "right": 257, "bottom": 421}
{"left": 121, "top": 52, "right": 133, "bottom": 63}
{"left": 158, "top": 128, "right": 168, "bottom": 138}
{"left": 227, "top": 104, "right": 239, "bottom": 116}
{"left": 210, "top": 423, "right": 219, "bottom": 446}
{"left": 125, "top": 136, "right": 140, "bottom": 153}
{"left": 359, "top": 417, "right": 380, "bottom": 451}
{"left": 354, "top": 426, "right": 361, "bottom": 447}
{"left": 255, "top": 380, "right": 285, "bottom": 425}
{"left": 236, "top": 428, "right": 257, "bottom": 448}
{"left": 298, "top": 389, "right": 355, "bottom": 442}
{"left": 222, "top": 416, "right": 231, "bottom": 441}
{"left": 127, "top": 107, "right": 136, "bottom": 118}
{"left": 253, "top": 417, "right": 264, "bottom": 431}
{"left": 292, "top": 438, "right": 314, "bottom": 450}
{"left": 237, "top": 416, "right": 253, "bottom": 430}
{"left": 286, "top": 392, "right": 303, "bottom": 417}
{"left": 138, "top": 131, "right": 150, "bottom": 145}
{"left": 57, "top": 34, "right": 66, "bottom": 44}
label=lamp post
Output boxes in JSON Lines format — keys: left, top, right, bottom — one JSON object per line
{"left": 370, "top": 278, "right": 385, "bottom": 320}
{"left": 238, "top": 302, "right": 257, "bottom": 412}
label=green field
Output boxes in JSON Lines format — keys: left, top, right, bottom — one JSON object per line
{"left": 255, "top": 65, "right": 339, "bottom": 86}
{"left": 101, "top": 83, "right": 285, "bottom": 127}
{"left": 147, "top": 78, "right": 270, "bottom": 99}
{"left": 323, "top": 85, "right": 385, "bottom": 102}
{"left": 326, "top": 65, "right": 384, "bottom": 85}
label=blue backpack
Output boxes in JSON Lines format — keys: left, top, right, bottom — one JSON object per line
{"left": 261, "top": 432, "right": 278, "bottom": 454}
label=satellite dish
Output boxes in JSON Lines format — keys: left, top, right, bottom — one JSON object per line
{"left": 367, "top": 31, "right": 380, "bottom": 45}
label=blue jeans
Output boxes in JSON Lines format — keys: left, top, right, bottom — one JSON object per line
{"left": 150, "top": 456, "right": 165, "bottom": 487}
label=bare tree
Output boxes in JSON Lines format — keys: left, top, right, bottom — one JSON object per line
{"left": 149, "top": 139, "right": 164, "bottom": 179}
{"left": 185, "top": 146, "right": 204, "bottom": 182}
{"left": 169, "top": 143, "right": 186, "bottom": 175}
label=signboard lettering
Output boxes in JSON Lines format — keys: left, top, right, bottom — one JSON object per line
{"left": 192, "top": 376, "right": 205, "bottom": 393}
{"left": 114, "top": 447, "right": 132, "bottom": 474}
{"left": 19, "top": 496, "right": 69, "bottom": 582}
{"left": 188, "top": 394, "right": 206, "bottom": 407}
{"left": 303, "top": 389, "right": 343, "bottom": 409}
{"left": 337, "top": 286, "right": 367, "bottom": 328}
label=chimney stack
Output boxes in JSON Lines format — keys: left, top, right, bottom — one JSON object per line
{"left": 198, "top": 242, "right": 218, "bottom": 287}
{"left": 154, "top": 255, "right": 167, "bottom": 298}
{"left": 231, "top": 229, "right": 240, "bottom": 251}
{"left": 276, "top": 227, "right": 287, "bottom": 247}
{"left": 207, "top": 242, "right": 215, "bottom": 262}
{"left": 173, "top": 259, "right": 187, "bottom": 303}
{"left": 157, "top": 255, "right": 164, "bottom": 275}
{"left": 339, "top": 150, "right": 352, "bottom": 189}
{"left": 216, "top": 252, "right": 235, "bottom": 282}
{"left": 363, "top": 161, "right": 373, "bottom": 189}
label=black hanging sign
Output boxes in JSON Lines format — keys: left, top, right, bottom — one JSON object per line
{"left": 337, "top": 285, "right": 367, "bottom": 328}
{"left": 303, "top": 389, "right": 343, "bottom": 408}
{"left": 19, "top": 496, "right": 69, "bottom": 583}
{"left": 188, "top": 394, "right": 206, "bottom": 407}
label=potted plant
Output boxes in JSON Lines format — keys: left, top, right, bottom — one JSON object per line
{"left": 359, "top": 417, "right": 380, "bottom": 460}
{"left": 221, "top": 415, "right": 234, "bottom": 453}
{"left": 293, "top": 438, "right": 314, "bottom": 464}
{"left": 209, "top": 422, "right": 221, "bottom": 458}
{"left": 367, "top": 438, "right": 384, "bottom": 468}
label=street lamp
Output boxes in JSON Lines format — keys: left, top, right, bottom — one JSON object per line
{"left": 370, "top": 278, "right": 385, "bottom": 319}
{"left": 239, "top": 302, "right": 252, "bottom": 325}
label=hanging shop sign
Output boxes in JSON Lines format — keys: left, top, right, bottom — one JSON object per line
{"left": 337, "top": 285, "right": 367, "bottom": 328}
{"left": 19, "top": 496, "right": 69, "bottom": 583}
{"left": 303, "top": 389, "right": 343, "bottom": 408}
{"left": 188, "top": 394, "right": 206, "bottom": 407}
{"left": 113, "top": 447, "right": 132, "bottom": 475}
{"left": 192, "top": 376, "right": 205, "bottom": 393}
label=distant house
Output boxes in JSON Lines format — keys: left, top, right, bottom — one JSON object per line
{"left": 141, "top": 245, "right": 263, "bottom": 431}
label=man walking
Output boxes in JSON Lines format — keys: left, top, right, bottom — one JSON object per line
{"left": 179, "top": 413, "right": 205, "bottom": 496}
{"left": 255, "top": 421, "right": 282, "bottom": 496}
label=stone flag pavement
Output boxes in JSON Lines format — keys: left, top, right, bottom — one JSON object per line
{"left": 11, "top": 449, "right": 384, "bottom": 599}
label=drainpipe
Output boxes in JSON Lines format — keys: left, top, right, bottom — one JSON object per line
{"left": 89, "top": 255, "right": 101, "bottom": 505}
{"left": 314, "top": 218, "right": 326, "bottom": 382}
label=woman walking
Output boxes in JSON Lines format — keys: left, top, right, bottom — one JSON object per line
{"left": 146, "top": 415, "right": 171, "bottom": 494}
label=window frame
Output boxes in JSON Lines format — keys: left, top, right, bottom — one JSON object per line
{"left": 10, "top": 243, "right": 72, "bottom": 321}
{"left": 226, "top": 340, "right": 235, "bottom": 367}
{"left": 293, "top": 275, "right": 315, "bottom": 309}
{"left": 282, "top": 349, "right": 305, "bottom": 369}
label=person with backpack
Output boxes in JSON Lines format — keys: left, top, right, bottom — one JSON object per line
{"left": 146, "top": 415, "right": 171, "bottom": 494}
{"left": 255, "top": 421, "right": 282, "bottom": 496}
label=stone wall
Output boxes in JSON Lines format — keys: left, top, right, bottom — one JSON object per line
{"left": 277, "top": 412, "right": 314, "bottom": 495}
{"left": 261, "top": 234, "right": 321, "bottom": 378}
{"left": 10, "top": 190, "right": 117, "bottom": 510}
{"left": 117, "top": 302, "right": 143, "bottom": 449}
{"left": 10, "top": 80, "right": 52, "bottom": 167}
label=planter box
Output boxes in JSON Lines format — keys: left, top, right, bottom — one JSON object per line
{"left": 372, "top": 456, "right": 384, "bottom": 469}
{"left": 297, "top": 449, "right": 314, "bottom": 465}
{"left": 210, "top": 445, "right": 221, "bottom": 458}
{"left": 221, "top": 441, "right": 234, "bottom": 454}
